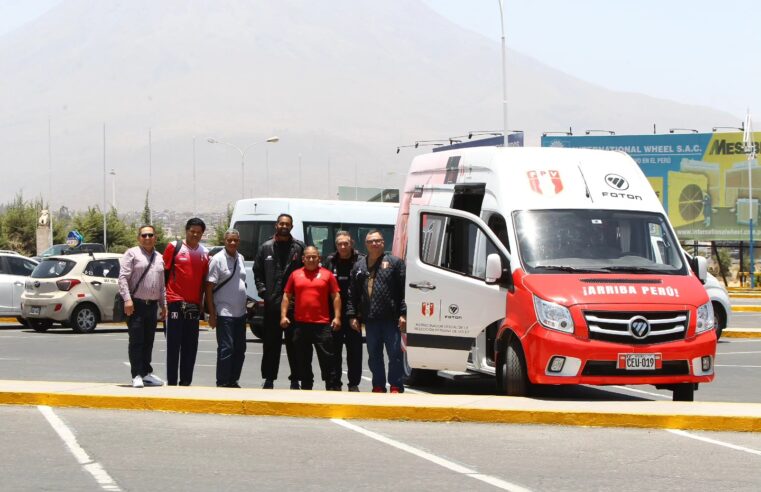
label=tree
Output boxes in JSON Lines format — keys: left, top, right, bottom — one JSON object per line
{"left": 213, "top": 204, "right": 234, "bottom": 245}
{"left": 0, "top": 194, "right": 43, "bottom": 256}
{"left": 70, "top": 207, "right": 133, "bottom": 252}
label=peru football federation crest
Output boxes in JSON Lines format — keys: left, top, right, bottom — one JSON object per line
{"left": 527, "top": 170, "right": 563, "bottom": 195}
{"left": 421, "top": 302, "right": 435, "bottom": 317}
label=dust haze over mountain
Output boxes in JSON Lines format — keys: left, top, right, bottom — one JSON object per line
{"left": 0, "top": 0, "right": 740, "bottom": 213}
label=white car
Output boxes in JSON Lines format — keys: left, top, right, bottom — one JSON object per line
{"left": 0, "top": 251, "right": 39, "bottom": 321}
{"left": 681, "top": 251, "right": 731, "bottom": 339}
{"left": 21, "top": 253, "right": 122, "bottom": 333}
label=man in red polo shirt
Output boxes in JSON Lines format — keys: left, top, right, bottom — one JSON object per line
{"left": 280, "top": 246, "right": 341, "bottom": 390}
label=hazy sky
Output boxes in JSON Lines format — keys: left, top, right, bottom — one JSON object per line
{"left": 2, "top": 0, "right": 758, "bottom": 120}
{"left": 422, "top": 0, "right": 759, "bottom": 121}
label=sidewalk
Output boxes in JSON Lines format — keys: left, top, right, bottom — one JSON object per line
{"left": 1, "top": 379, "right": 759, "bottom": 433}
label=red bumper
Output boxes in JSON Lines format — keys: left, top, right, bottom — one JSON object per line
{"left": 523, "top": 324, "right": 716, "bottom": 385}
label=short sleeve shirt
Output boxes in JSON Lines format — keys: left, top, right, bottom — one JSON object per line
{"left": 164, "top": 242, "right": 209, "bottom": 305}
{"left": 284, "top": 267, "right": 340, "bottom": 324}
{"left": 208, "top": 250, "right": 247, "bottom": 317}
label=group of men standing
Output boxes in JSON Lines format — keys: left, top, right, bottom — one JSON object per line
{"left": 118, "top": 213, "right": 407, "bottom": 393}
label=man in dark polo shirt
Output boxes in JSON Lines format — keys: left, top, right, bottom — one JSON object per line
{"left": 280, "top": 246, "right": 341, "bottom": 390}
{"left": 163, "top": 217, "right": 209, "bottom": 386}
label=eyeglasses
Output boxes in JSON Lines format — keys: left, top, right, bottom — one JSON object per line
{"left": 140, "top": 233, "right": 155, "bottom": 238}
{"left": 365, "top": 239, "right": 384, "bottom": 244}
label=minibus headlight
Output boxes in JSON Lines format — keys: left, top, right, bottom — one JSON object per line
{"left": 696, "top": 301, "right": 715, "bottom": 333}
{"left": 533, "top": 295, "right": 574, "bottom": 334}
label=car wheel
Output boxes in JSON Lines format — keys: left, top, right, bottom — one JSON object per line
{"left": 712, "top": 302, "right": 725, "bottom": 340}
{"left": 15, "top": 316, "right": 25, "bottom": 326}
{"left": 672, "top": 383, "right": 695, "bottom": 402}
{"left": 27, "top": 318, "right": 52, "bottom": 332}
{"left": 71, "top": 304, "right": 99, "bottom": 333}
{"left": 501, "top": 338, "right": 528, "bottom": 396}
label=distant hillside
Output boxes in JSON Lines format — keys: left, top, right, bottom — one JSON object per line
{"left": 0, "top": 0, "right": 740, "bottom": 212}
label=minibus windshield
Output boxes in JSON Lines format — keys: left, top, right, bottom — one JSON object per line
{"left": 514, "top": 209, "right": 688, "bottom": 275}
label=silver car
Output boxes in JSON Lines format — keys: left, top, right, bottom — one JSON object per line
{"left": 21, "top": 253, "right": 122, "bottom": 333}
{"left": 0, "top": 251, "right": 38, "bottom": 322}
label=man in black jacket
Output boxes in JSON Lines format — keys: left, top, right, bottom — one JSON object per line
{"left": 346, "top": 230, "right": 407, "bottom": 393}
{"left": 253, "top": 214, "right": 306, "bottom": 389}
{"left": 323, "top": 231, "right": 364, "bottom": 391}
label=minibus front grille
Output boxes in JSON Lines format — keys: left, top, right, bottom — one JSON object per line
{"left": 581, "top": 360, "right": 690, "bottom": 376}
{"left": 584, "top": 310, "right": 688, "bottom": 345}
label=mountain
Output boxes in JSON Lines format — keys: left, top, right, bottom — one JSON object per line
{"left": 0, "top": 0, "right": 741, "bottom": 212}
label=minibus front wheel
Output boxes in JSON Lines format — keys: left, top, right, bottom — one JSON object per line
{"left": 498, "top": 338, "right": 528, "bottom": 397}
{"left": 672, "top": 383, "right": 695, "bottom": 402}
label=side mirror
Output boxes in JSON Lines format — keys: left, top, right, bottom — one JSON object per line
{"left": 485, "top": 253, "right": 503, "bottom": 284}
{"left": 691, "top": 255, "right": 708, "bottom": 284}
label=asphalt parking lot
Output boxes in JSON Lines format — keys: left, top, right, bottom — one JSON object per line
{"left": 0, "top": 320, "right": 758, "bottom": 403}
{"left": 1, "top": 405, "right": 760, "bottom": 492}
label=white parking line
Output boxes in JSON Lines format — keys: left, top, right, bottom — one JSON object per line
{"left": 331, "top": 418, "right": 531, "bottom": 491}
{"left": 608, "top": 385, "right": 670, "bottom": 399}
{"left": 717, "top": 351, "right": 761, "bottom": 355}
{"left": 121, "top": 361, "right": 216, "bottom": 368}
{"left": 667, "top": 429, "right": 761, "bottom": 457}
{"left": 38, "top": 405, "right": 121, "bottom": 491}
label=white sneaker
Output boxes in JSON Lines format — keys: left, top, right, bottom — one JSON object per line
{"left": 142, "top": 373, "right": 164, "bottom": 386}
{"left": 132, "top": 375, "right": 144, "bottom": 388}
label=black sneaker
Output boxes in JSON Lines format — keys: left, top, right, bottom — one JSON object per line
{"left": 290, "top": 381, "right": 301, "bottom": 390}
{"left": 228, "top": 382, "right": 241, "bottom": 388}
{"left": 262, "top": 379, "right": 274, "bottom": 389}
{"left": 348, "top": 385, "right": 360, "bottom": 392}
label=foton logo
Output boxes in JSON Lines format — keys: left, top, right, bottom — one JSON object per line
{"left": 605, "top": 174, "right": 629, "bottom": 190}
{"left": 421, "top": 302, "right": 435, "bottom": 317}
{"left": 527, "top": 170, "right": 563, "bottom": 195}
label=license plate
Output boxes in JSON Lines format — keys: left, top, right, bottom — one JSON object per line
{"left": 617, "top": 353, "right": 662, "bottom": 370}
{"left": 30, "top": 306, "right": 41, "bottom": 315}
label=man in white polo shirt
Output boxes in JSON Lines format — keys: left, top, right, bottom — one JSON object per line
{"left": 205, "top": 228, "right": 248, "bottom": 388}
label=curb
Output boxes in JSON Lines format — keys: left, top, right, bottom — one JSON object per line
{"left": 1, "top": 385, "right": 760, "bottom": 433}
{"left": 731, "top": 306, "right": 761, "bottom": 313}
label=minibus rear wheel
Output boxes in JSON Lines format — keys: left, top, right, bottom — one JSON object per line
{"left": 500, "top": 339, "right": 528, "bottom": 397}
{"left": 672, "top": 383, "right": 695, "bottom": 402}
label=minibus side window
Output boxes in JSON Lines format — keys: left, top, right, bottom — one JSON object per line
{"left": 420, "top": 212, "right": 500, "bottom": 281}
{"left": 234, "top": 221, "right": 276, "bottom": 259}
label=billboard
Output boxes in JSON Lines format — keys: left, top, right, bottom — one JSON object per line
{"left": 541, "top": 132, "right": 761, "bottom": 241}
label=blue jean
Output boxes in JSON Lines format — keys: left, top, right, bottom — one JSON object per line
{"left": 216, "top": 315, "right": 247, "bottom": 387}
{"left": 365, "top": 319, "right": 404, "bottom": 390}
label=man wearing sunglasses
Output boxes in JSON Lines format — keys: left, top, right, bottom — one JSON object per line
{"left": 118, "top": 225, "right": 167, "bottom": 388}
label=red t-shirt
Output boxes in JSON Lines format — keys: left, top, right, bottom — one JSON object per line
{"left": 164, "top": 242, "right": 209, "bottom": 305}
{"left": 284, "top": 267, "right": 340, "bottom": 324}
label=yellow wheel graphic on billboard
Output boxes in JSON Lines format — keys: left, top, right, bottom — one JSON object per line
{"left": 667, "top": 171, "right": 708, "bottom": 227}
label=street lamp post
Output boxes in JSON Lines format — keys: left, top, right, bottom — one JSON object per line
{"left": 207, "top": 136, "right": 279, "bottom": 199}
{"left": 497, "top": 0, "right": 508, "bottom": 147}
{"left": 109, "top": 169, "right": 116, "bottom": 210}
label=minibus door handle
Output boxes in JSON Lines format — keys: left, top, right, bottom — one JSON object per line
{"left": 409, "top": 281, "right": 436, "bottom": 291}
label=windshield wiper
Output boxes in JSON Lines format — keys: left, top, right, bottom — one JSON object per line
{"left": 533, "top": 265, "right": 608, "bottom": 273}
{"left": 600, "top": 266, "right": 669, "bottom": 274}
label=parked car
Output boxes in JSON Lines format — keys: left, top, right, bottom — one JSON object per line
{"left": 681, "top": 251, "right": 731, "bottom": 339}
{"left": 21, "top": 253, "right": 122, "bottom": 333}
{"left": 0, "top": 251, "right": 39, "bottom": 323}
{"left": 32, "top": 243, "right": 106, "bottom": 261}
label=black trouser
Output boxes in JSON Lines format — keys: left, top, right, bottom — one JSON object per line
{"left": 127, "top": 299, "right": 158, "bottom": 378}
{"left": 216, "top": 315, "right": 247, "bottom": 387}
{"left": 293, "top": 322, "right": 339, "bottom": 390}
{"left": 332, "top": 320, "right": 363, "bottom": 388}
{"left": 166, "top": 301, "right": 200, "bottom": 386}
{"left": 261, "top": 306, "right": 309, "bottom": 383}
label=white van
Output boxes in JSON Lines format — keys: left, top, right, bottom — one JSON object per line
{"left": 392, "top": 147, "right": 716, "bottom": 401}
{"left": 230, "top": 198, "right": 399, "bottom": 331}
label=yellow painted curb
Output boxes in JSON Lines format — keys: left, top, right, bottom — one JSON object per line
{"left": 723, "top": 330, "right": 761, "bottom": 338}
{"left": 732, "top": 306, "right": 761, "bottom": 312}
{"left": 1, "top": 391, "right": 760, "bottom": 433}
{"left": 729, "top": 294, "right": 761, "bottom": 299}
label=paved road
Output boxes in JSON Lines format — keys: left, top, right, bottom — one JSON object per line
{"left": 0, "top": 321, "right": 758, "bottom": 403}
{"left": 1, "top": 405, "right": 760, "bottom": 491}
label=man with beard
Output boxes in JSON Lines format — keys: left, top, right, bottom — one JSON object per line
{"left": 254, "top": 214, "right": 306, "bottom": 389}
